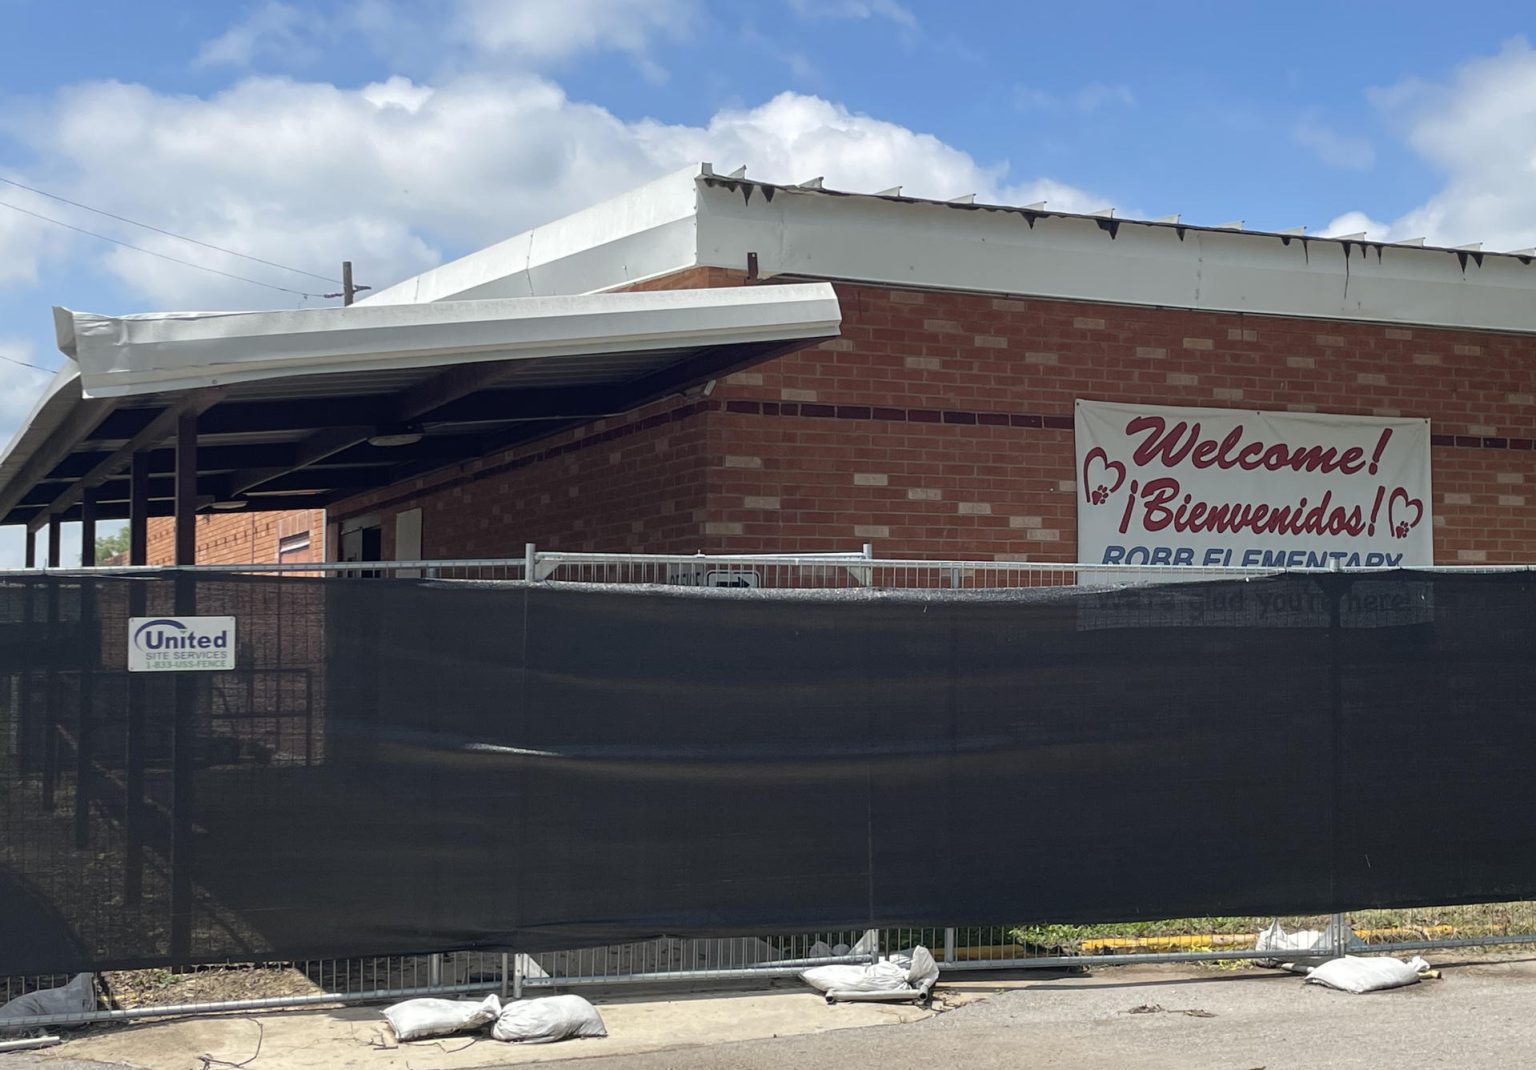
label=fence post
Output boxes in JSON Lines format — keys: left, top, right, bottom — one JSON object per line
{"left": 513, "top": 953, "right": 525, "bottom": 1000}
{"left": 944, "top": 927, "right": 957, "bottom": 965}
{"left": 428, "top": 953, "right": 443, "bottom": 988}
{"left": 169, "top": 571, "right": 198, "bottom": 961}
{"left": 1329, "top": 911, "right": 1352, "bottom": 955}
{"left": 524, "top": 542, "right": 538, "bottom": 583}
{"left": 124, "top": 582, "right": 147, "bottom": 905}
{"left": 500, "top": 952, "right": 510, "bottom": 1001}
{"left": 1325, "top": 557, "right": 1349, "bottom": 958}
{"left": 41, "top": 575, "right": 59, "bottom": 812}
{"left": 74, "top": 577, "right": 96, "bottom": 849}
{"left": 866, "top": 928, "right": 880, "bottom": 966}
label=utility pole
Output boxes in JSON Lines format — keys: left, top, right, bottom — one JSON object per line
{"left": 331, "top": 261, "right": 370, "bottom": 305}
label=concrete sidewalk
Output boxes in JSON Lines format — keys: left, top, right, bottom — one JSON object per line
{"left": 12, "top": 958, "right": 1536, "bottom": 1070}
{"left": 13, "top": 984, "right": 936, "bottom": 1070}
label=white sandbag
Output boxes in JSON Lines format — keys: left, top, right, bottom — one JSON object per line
{"left": 382, "top": 993, "right": 501, "bottom": 1041}
{"left": 801, "top": 945, "right": 939, "bottom": 995}
{"left": 0, "top": 974, "right": 95, "bottom": 1021}
{"left": 1256, "top": 920, "right": 1362, "bottom": 957}
{"left": 801, "top": 960, "right": 910, "bottom": 994}
{"left": 906, "top": 946, "right": 940, "bottom": 991}
{"left": 1255, "top": 920, "right": 1364, "bottom": 970}
{"left": 492, "top": 994, "right": 607, "bottom": 1044}
{"left": 1305, "top": 955, "right": 1430, "bottom": 994}
{"left": 848, "top": 931, "right": 878, "bottom": 957}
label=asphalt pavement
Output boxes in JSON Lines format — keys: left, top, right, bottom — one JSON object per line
{"left": 9, "top": 958, "right": 1536, "bottom": 1070}
{"left": 503, "top": 959, "right": 1536, "bottom": 1070}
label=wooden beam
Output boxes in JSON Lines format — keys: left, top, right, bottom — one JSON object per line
{"left": 222, "top": 358, "right": 549, "bottom": 497}
{"left": 417, "top": 384, "right": 629, "bottom": 425}
{"left": 49, "top": 442, "right": 304, "bottom": 479}
{"left": 79, "top": 490, "right": 97, "bottom": 567}
{"left": 190, "top": 397, "right": 383, "bottom": 436}
{"left": 0, "top": 396, "right": 119, "bottom": 528}
{"left": 36, "top": 388, "right": 224, "bottom": 528}
{"left": 218, "top": 425, "right": 374, "bottom": 498}
{"left": 475, "top": 336, "right": 830, "bottom": 460}
{"left": 393, "top": 357, "right": 547, "bottom": 423}
{"left": 129, "top": 452, "right": 149, "bottom": 566}
{"left": 174, "top": 413, "right": 197, "bottom": 566}
{"left": 20, "top": 493, "right": 316, "bottom": 524}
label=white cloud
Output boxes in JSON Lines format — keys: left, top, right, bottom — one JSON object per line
{"left": 1294, "top": 117, "right": 1374, "bottom": 171}
{"left": 0, "top": 340, "right": 59, "bottom": 568}
{"left": 1327, "top": 38, "right": 1536, "bottom": 249}
{"left": 452, "top": 0, "right": 698, "bottom": 60}
{"left": 785, "top": 0, "right": 917, "bottom": 28}
{"left": 1015, "top": 83, "right": 1136, "bottom": 113}
{"left": 196, "top": 2, "right": 322, "bottom": 68}
{"left": 1318, "top": 209, "right": 1393, "bottom": 240}
{"left": 0, "top": 80, "right": 1108, "bottom": 312}
{"left": 639, "top": 92, "right": 1108, "bottom": 209}
{"left": 0, "top": 178, "right": 69, "bottom": 286}
{"left": 0, "top": 338, "right": 53, "bottom": 431}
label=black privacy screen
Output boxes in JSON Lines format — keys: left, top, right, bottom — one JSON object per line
{"left": 2, "top": 570, "right": 1534, "bottom": 974}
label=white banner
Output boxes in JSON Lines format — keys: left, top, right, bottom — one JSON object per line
{"left": 1075, "top": 400, "right": 1432, "bottom": 570}
{"left": 128, "top": 616, "right": 237, "bottom": 672}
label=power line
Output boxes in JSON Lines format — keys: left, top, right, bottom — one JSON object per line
{"left": 0, "top": 351, "right": 53, "bottom": 373}
{"left": 0, "top": 175, "right": 343, "bottom": 285}
{"left": 0, "top": 198, "right": 324, "bottom": 299}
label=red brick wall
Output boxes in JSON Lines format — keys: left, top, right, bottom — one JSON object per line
{"left": 149, "top": 509, "right": 325, "bottom": 565}
{"left": 695, "top": 282, "right": 1536, "bottom": 563}
{"left": 321, "top": 268, "right": 752, "bottom": 557}
{"left": 331, "top": 395, "right": 714, "bottom": 557}
{"left": 291, "top": 272, "right": 1536, "bottom": 565}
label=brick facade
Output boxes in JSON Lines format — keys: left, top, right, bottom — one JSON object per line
{"left": 194, "top": 271, "right": 1536, "bottom": 566}
{"left": 148, "top": 508, "right": 324, "bottom": 566}
{"left": 685, "top": 281, "right": 1536, "bottom": 564}
{"left": 332, "top": 395, "right": 714, "bottom": 558}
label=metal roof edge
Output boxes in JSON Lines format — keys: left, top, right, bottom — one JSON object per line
{"left": 361, "top": 164, "right": 705, "bottom": 306}
{"left": 698, "top": 173, "right": 1536, "bottom": 266}
{"left": 0, "top": 364, "right": 95, "bottom": 527}
{"left": 693, "top": 176, "right": 1536, "bottom": 336}
{"left": 62, "top": 283, "right": 842, "bottom": 399}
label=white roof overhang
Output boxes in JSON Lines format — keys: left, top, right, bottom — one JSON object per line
{"left": 1, "top": 283, "right": 840, "bottom": 529}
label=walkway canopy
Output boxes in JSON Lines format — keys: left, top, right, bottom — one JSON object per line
{"left": 0, "top": 283, "right": 840, "bottom": 560}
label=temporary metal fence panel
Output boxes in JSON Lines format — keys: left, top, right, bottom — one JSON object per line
{"left": 7, "top": 554, "right": 1536, "bottom": 1029}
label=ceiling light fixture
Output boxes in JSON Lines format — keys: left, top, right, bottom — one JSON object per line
{"left": 366, "top": 423, "right": 424, "bottom": 448}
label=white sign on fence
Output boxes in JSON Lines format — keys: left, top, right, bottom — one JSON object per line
{"left": 127, "top": 616, "right": 237, "bottom": 672}
{"left": 1075, "top": 399, "right": 1432, "bottom": 570}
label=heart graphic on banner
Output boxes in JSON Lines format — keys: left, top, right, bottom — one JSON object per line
{"left": 1388, "top": 488, "right": 1424, "bottom": 539}
{"left": 1082, "top": 447, "right": 1127, "bottom": 506}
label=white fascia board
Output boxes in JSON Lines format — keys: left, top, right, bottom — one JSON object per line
{"left": 60, "top": 283, "right": 842, "bottom": 399}
{"left": 695, "top": 181, "right": 1536, "bottom": 335}
{"left": 362, "top": 165, "right": 703, "bottom": 305}
{"left": 0, "top": 365, "right": 84, "bottom": 493}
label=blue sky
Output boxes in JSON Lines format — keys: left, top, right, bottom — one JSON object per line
{"left": 1, "top": 0, "right": 1534, "bottom": 562}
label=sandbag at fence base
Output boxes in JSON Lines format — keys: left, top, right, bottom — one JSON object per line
{"left": 1305, "top": 956, "right": 1431, "bottom": 994}
{"left": 383, "top": 994, "right": 501, "bottom": 1041}
{"left": 801, "top": 946, "right": 940, "bottom": 1001}
{"left": 0, "top": 975, "right": 96, "bottom": 1024}
{"left": 492, "top": 994, "right": 608, "bottom": 1044}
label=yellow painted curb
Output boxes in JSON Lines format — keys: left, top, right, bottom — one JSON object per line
{"left": 939, "top": 924, "right": 1466, "bottom": 960}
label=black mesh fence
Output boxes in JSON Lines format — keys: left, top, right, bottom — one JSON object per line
{"left": 1, "top": 569, "right": 1534, "bottom": 975}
